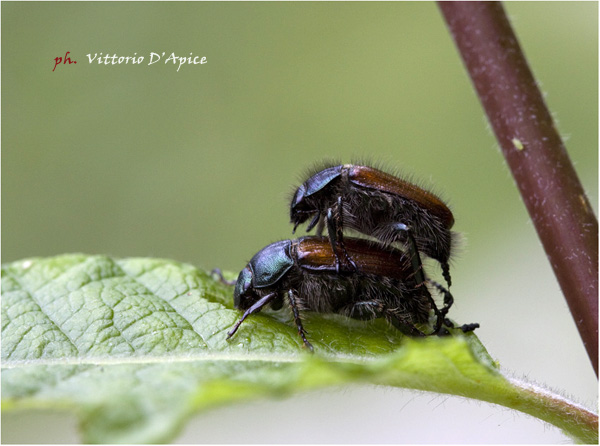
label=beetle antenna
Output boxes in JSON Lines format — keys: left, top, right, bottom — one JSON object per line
{"left": 227, "top": 292, "right": 278, "bottom": 340}
{"left": 211, "top": 268, "right": 236, "bottom": 286}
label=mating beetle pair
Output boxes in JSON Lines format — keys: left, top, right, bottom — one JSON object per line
{"left": 222, "top": 163, "right": 477, "bottom": 351}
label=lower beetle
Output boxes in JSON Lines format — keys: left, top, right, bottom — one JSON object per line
{"left": 227, "top": 236, "right": 469, "bottom": 351}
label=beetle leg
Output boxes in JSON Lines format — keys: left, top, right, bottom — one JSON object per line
{"left": 427, "top": 279, "right": 454, "bottom": 318}
{"left": 305, "top": 212, "right": 321, "bottom": 232}
{"left": 391, "top": 223, "right": 426, "bottom": 287}
{"left": 326, "top": 208, "right": 341, "bottom": 273}
{"left": 458, "top": 322, "right": 480, "bottom": 333}
{"left": 227, "top": 292, "right": 278, "bottom": 340}
{"left": 424, "top": 282, "right": 477, "bottom": 336}
{"left": 391, "top": 223, "right": 452, "bottom": 333}
{"left": 211, "top": 268, "right": 236, "bottom": 286}
{"left": 326, "top": 196, "right": 357, "bottom": 272}
{"left": 385, "top": 309, "right": 427, "bottom": 337}
{"left": 416, "top": 278, "right": 448, "bottom": 335}
{"left": 342, "top": 301, "right": 427, "bottom": 337}
{"left": 343, "top": 300, "right": 384, "bottom": 321}
{"left": 391, "top": 222, "right": 446, "bottom": 330}
{"left": 392, "top": 222, "right": 452, "bottom": 288}
{"left": 391, "top": 222, "right": 452, "bottom": 288}
{"left": 441, "top": 263, "right": 452, "bottom": 287}
{"left": 314, "top": 214, "right": 326, "bottom": 236}
{"left": 438, "top": 318, "right": 479, "bottom": 336}
{"left": 287, "top": 289, "right": 313, "bottom": 352}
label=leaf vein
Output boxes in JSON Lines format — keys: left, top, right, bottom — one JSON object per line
{"left": 116, "top": 264, "right": 211, "bottom": 349}
{"left": 2, "top": 270, "right": 79, "bottom": 357}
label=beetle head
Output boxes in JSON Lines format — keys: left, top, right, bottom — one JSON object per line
{"left": 233, "top": 266, "right": 254, "bottom": 309}
{"left": 290, "top": 184, "right": 317, "bottom": 232}
{"left": 290, "top": 165, "right": 343, "bottom": 233}
{"left": 234, "top": 240, "right": 295, "bottom": 309}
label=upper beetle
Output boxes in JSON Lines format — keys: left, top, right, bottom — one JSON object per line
{"left": 290, "top": 163, "right": 456, "bottom": 290}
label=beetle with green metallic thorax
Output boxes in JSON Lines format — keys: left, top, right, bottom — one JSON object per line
{"left": 227, "top": 236, "right": 465, "bottom": 351}
{"left": 290, "top": 163, "right": 456, "bottom": 294}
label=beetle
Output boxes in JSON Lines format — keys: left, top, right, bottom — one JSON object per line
{"left": 226, "top": 236, "right": 463, "bottom": 351}
{"left": 290, "top": 163, "right": 456, "bottom": 297}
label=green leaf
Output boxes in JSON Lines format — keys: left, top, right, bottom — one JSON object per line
{"left": 2, "top": 255, "right": 597, "bottom": 443}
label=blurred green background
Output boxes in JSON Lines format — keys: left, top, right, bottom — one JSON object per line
{"left": 2, "top": 1, "right": 597, "bottom": 443}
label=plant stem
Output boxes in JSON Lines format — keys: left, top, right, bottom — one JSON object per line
{"left": 505, "top": 376, "right": 598, "bottom": 443}
{"left": 438, "top": 1, "right": 598, "bottom": 376}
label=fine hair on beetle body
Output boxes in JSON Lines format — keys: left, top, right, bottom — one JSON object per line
{"left": 228, "top": 236, "right": 450, "bottom": 351}
{"left": 289, "top": 159, "right": 459, "bottom": 289}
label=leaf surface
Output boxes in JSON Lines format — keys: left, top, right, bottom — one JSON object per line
{"left": 2, "top": 255, "right": 596, "bottom": 443}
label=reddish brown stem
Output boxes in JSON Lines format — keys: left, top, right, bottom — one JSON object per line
{"left": 438, "top": 2, "right": 598, "bottom": 375}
